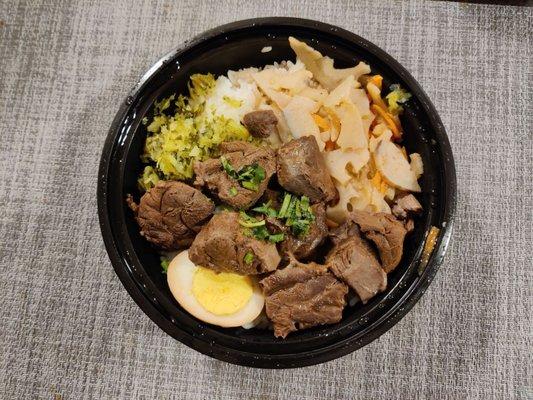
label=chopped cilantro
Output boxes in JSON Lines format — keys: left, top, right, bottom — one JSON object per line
{"left": 220, "top": 156, "right": 238, "bottom": 179}
{"left": 243, "top": 251, "right": 254, "bottom": 265}
{"left": 220, "top": 157, "right": 266, "bottom": 192}
{"left": 239, "top": 212, "right": 285, "bottom": 243}
{"left": 278, "top": 193, "right": 292, "bottom": 218}
{"left": 244, "top": 193, "right": 315, "bottom": 238}
{"left": 268, "top": 233, "right": 285, "bottom": 243}
{"left": 277, "top": 193, "right": 315, "bottom": 237}
{"left": 237, "top": 163, "right": 266, "bottom": 191}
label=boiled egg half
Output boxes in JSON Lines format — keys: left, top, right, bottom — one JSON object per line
{"left": 167, "top": 250, "right": 265, "bottom": 328}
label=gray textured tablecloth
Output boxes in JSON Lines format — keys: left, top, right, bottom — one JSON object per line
{"left": 1, "top": 0, "right": 531, "bottom": 399}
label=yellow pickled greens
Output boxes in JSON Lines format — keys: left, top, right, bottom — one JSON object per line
{"left": 138, "top": 166, "right": 160, "bottom": 191}
{"left": 385, "top": 84, "right": 412, "bottom": 115}
{"left": 138, "top": 73, "right": 250, "bottom": 190}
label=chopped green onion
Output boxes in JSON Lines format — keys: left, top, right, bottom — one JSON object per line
{"left": 278, "top": 193, "right": 292, "bottom": 218}
{"left": 276, "top": 192, "right": 315, "bottom": 237}
{"left": 252, "top": 201, "right": 278, "bottom": 217}
{"left": 268, "top": 233, "right": 285, "bottom": 243}
{"left": 242, "top": 192, "right": 316, "bottom": 240}
{"left": 241, "top": 180, "right": 258, "bottom": 191}
{"left": 240, "top": 211, "right": 285, "bottom": 243}
{"left": 229, "top": 187, "right": 238, "bottom": 197}
{"left": 238, "top": 212, "right": 266, "bottom": 228}
{"left": 295, "top": 198, "right": 302, "bottom": 218}
{"left": 160, "top": 257, "right": 170, "bottom": 274}
{"left": 243, "top": 251, "right": 254, "bottom": 264}
{"left": 238, "top": 163, "right": 265, "bottom": 192}
{"left": 239, "top": 219, "right": 266, "bottom": 228}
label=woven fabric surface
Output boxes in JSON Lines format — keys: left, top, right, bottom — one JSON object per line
{"left": 0, "top": 0, "right": 531, "bottom": 399}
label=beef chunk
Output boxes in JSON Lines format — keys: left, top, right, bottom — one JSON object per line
{"left": 392, "top": 193, "right": 423, "bottom": 220}
{"left": 277, "top": 136, "right": 337, "bottom": 203}
{"left": 326, "top": 225, "right": 387, "bottom": 304}
{"left": 126, "top": 181, "right": 214, "bottom": 250}
{"left": 189, "top": 211, "right": 280, "bottom": 275}
{"left": 260, "top": 257, "right": 347, "bottom": 338}
{"left": 260, "top": 258, "right": 328, "bottom": 295}
{"left": 243, "top": 110, "right": 278, "bottom": 138}
{"left": 349, "top": 210, "right": 407, "bottom": 273}
{"left": 263, "top": 201, "right": 328, "bottom": 260}
{"left": 328, "top": 216, "right": 359, "bottom": 246}
{"left": 270, "top": 203, "right": 328, "bottom": 260}
{"left": 193, "top": 141, "right": 276, "bottom": 210}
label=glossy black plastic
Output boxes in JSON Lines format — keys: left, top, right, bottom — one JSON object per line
{"left": 97, "top": 18, "right": 456, "bottom": 368}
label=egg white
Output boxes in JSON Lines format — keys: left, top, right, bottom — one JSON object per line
{"left": 167, "top": 250, "right": 265, "bottom": 328}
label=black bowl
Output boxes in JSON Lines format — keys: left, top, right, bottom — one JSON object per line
{"left": 98, "top": 17, "right": 456, "bottom": 368}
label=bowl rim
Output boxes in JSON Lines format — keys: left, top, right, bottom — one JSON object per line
{"left": 97, "top": 17, "right": 457, "bottom": 368}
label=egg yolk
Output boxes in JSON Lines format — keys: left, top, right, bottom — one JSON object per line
{"left": 192, "top": 267, "right": 253, "bottom": 315}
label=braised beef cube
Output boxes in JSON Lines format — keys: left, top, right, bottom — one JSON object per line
{"left": 280, "top": 202, "right": 328, "bottom": 260}
{"left": 326, "top": 224, "right": 387, "bottom": 304}
{"left": 260, "top": 258, "right": 347, "bottom": 338}
{"left": 193, "top": 141, "right": 276, "bottom": 210}
{"left": 349, "top": 210, "right": 408, "bottom": 273}
{"left": 126, "top": 181, "right": 214, "bottom": 250}
{"left": 277, "top": 136, "right": 337, "bottom": 203}
{"left": 189, "top": 211, "right": 280, "bottom": 275}
{"left": 243, "top": 110, "right": 278, "bottom": 138}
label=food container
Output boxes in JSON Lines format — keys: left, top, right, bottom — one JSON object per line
{"left": 97, "top": 17, "right": 456, "bottom": 368}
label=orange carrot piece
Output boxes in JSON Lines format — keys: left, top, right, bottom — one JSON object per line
{"left": 370, "top": 104, "right": 402, "bottom": 139}
{"left": 370, "top": 75, "right": 383, "bottom": 90}
{"left": 366, "top": 82, "right": 388, "bottom": 110}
